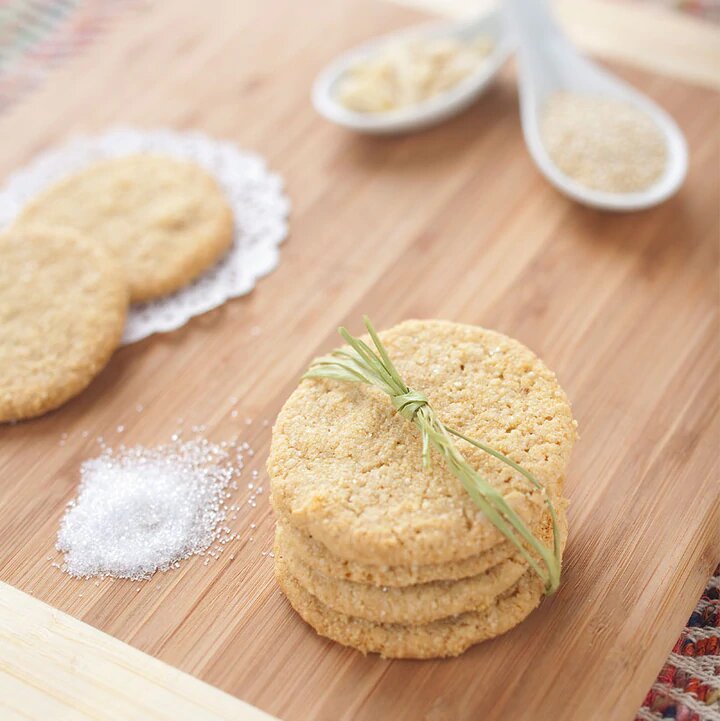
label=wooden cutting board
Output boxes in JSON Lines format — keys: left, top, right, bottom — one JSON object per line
{"left": 0, "top": 1, "right": 718, "bottom": 719}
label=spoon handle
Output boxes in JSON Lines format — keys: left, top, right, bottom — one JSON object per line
{"left": 505, "top": 0, "right": 584, "bottom": 96}
{"left": 505, "top": 0, "right": 565, "bottom": 39}
{"left": 504, "top": 0, "right": 573, "bottom": 63}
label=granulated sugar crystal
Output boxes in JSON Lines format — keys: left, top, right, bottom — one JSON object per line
{"left": 56, "top": 439, "right": 239, "bottom": 580}
{"left": 541, "top": 92, "right": 668, "bottom": 193}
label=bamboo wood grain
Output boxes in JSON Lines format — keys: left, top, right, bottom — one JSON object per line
{"left": 0, "top": 1, "right": 718, "bottom": 720}
{"left": 0, "top": 582, "right": 277, "bottom": 721}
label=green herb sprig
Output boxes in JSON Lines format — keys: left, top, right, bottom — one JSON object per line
{"left": 304, "top": 316, "right": 562, "bottom": 594}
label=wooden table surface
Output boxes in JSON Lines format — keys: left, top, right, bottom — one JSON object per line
{"left": 0, "top": 1, "right": 718, "bottom": 720}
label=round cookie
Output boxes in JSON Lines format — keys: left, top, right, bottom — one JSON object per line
{"left": 276, "top": 517, "right": 515, "bottom": 587}
{"left": 276, "top": 556, "right": 543, "bottom": 659}
{"left": 15, "top": 155, "right": 234, "bottom": 302}
{"left": 269, "top": 319, "right": 576, "bottom": 566}
{"left": 275, "top": 485, "right": 564, "bottom": 587}
{"left": 275, "top": 524, "right": 526, "bottom": 624}
{"left": 0, "top": 227, "right": 128, "bottom": 422}
{"left": 275, "top": 504, "right": 569, "bottom": 658}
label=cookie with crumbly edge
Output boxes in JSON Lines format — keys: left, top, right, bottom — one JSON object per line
{"left": 15, "top": 155, "right": 234, "bottom": 302}
{"left": 269, "top": 319, "right": 576, "bottom": 566}
{"left": 275, "top": 517, "right": 511, "bottom": 587}
{"left": 277, "top": 557, "right": 543, "bottom": 659}
{"left": 0, "top": 227, "right": 128, "bottom": 422}
{"left": 275, "top": 506, "right": 568, "bottom": 658}
{"left": 276, "top": 523, "right": 526, "bottom": 624}
{"left": 274, "top": 487, "right": 564, "bottom": 587}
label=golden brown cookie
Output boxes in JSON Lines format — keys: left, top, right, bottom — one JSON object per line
{"left": 275, "top": 524, "right": 526, "bottom": 624}
{"left": 0, "top": 227, "right": 128, "bottom": 422}
{"left": 274, "top": 482, "right": 564, "bottom": 586}
{"left": 276, "top": 557, "right": 543, "bottom": 659}
{"left": 269, "top": 319, "right": 576, "bottom": 566}
{"left": 274, "top": 517, "right": 517, "bottom": 587}
{"left": 275, "top": 504, "right": 568, "bottom": 658}
{"left": 15, "top": 155, "right": 234, "bottom": 302}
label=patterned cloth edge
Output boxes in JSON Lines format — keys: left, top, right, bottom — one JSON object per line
{"left": 0, "top": 0, "right": 144, "bottom": 113}
{"left": 636, "top": 565, "right": 720, "bottom": 721}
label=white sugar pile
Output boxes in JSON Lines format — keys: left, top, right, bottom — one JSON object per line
{"left": 56, "top": 439, "right": 238, "bottom": 580}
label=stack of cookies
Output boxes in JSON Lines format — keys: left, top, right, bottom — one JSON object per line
{"left": 0, "top": 155, "right": 233, "bottom": 423}
{"left": 269, "top": 320, "right": 576, "bottom": 658}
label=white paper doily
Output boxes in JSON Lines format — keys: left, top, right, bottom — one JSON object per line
{"left": 0, "top": 128, "right": 290, "bottom": 344}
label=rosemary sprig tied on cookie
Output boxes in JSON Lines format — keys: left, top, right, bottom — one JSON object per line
{"left": 304, "top": 316, "right": 562, "bottom": 594}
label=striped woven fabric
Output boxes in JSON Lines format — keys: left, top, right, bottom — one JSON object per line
{"left": 0, "top": 2, "right": 718, "bottom": 720}
{"left": 0, "top": 0, "right": 142, "bottom": 112}
{"left": 636, "top": 566, "right": 720, "bottom": 721}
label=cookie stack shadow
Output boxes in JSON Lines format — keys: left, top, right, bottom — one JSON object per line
{"left": 269, "top": 320, "right": 576, "bottom": 659}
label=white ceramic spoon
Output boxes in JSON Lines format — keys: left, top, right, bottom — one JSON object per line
{"left": 506, "top": 0, "right": 688, "bottom": 211}
{"left": 312, "top": 10, "right": 513, "bottom": 135}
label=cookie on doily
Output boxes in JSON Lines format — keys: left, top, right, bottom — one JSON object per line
{"left": 15, "top": 155, "right": 234, "bottom": 302}
{"left": 0, "top": 227, "right": 128, "bottom": 422}
{"left": 0, "top": 128, "right": 290, "bottom": 345}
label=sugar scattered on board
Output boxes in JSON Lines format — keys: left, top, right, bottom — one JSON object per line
{"left": 56, "top": 438, "right": 243, "bottom": 580}
{"left": 540, "top": 92, "right": 667, "bottom": 193}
